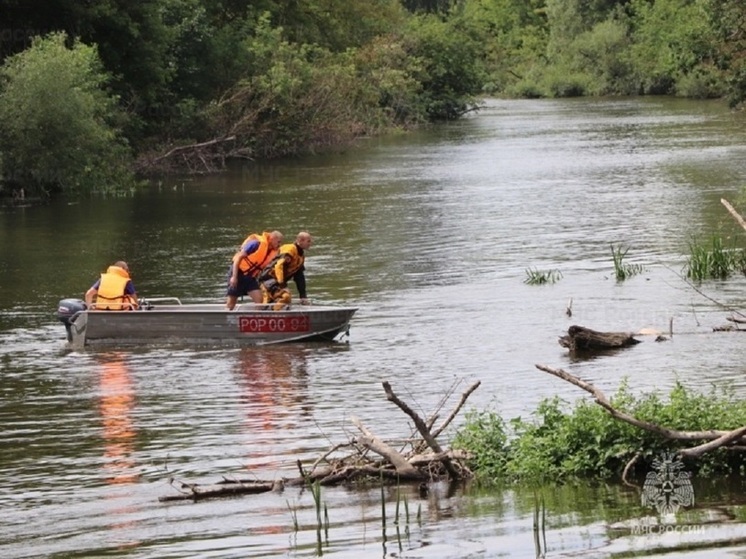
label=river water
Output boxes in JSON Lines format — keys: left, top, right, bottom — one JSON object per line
{"left": 1, "top": 97, "right": 746, "bottom": 558}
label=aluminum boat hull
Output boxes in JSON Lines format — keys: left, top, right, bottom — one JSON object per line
{"left": 61, "top": 302, "right": 357, "bottom": 348}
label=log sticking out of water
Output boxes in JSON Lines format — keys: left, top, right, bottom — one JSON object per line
{"left": 558, "top": 325, "right": 641, "bottom": 352}
{"left": 159, "top": 380, "right": 480, "bottom": 502}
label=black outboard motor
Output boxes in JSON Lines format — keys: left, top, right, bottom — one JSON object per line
{"left": 57, "top": 298, "right": 87, "bottom": 342}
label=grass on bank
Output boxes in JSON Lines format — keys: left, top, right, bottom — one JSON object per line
{"left": 452, "top": 380, "right": 746, "bottom": 483}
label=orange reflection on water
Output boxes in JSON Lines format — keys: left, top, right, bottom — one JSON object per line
{"left": 97, "top": 352, "right": 138, "bottom": 485}
{"left": 95, "top": 351, "right": 142, "bottom": 551}
{"left": 235, "top": 347, "right": 311, "bottom": 471}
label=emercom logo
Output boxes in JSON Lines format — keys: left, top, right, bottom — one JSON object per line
{"left": 641, "top": 452, "right": 695, "bottom": 516}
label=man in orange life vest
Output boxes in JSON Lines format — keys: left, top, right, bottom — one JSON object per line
{"left": 226, "top": 230, "right": 283, "bottom": 309}
{"left": 85, "top": 261, "right": 139, "bottom": 310}
{"left": 258, "top": 231, "right": 313, "bottom": 311}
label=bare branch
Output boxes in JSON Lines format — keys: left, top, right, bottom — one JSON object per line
{"left": 382, "top": 381, "right": 461, "bottom": 480}
{"left": 432, "top": 380, "right": 481, "bottom": 438}
{"left": 721, "top": 198, "right": 746, "bottom": 232}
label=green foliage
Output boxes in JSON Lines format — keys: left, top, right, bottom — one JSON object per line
{"left": 451, "top": 408, "right": 509, "bottom": 479}
{"left": 685, "top": 234, "right": 746, "bottom": 281}
{"left": 204, "top": 14, "right": 455, "bottom": 159}
{"left": 523, "top": 268, "right": 563, "bottom": 285}
{"left": 353, "top": 35, "right": 427, "bottom": 129}
{"left": 611, "top": 244, "right": 645, "bottom": 281}
{"left": 0, "top": 32, "right": 134, "bottom": 196}
{"left": 458, "top": 0, "right": 549, "bottom": 94}
{"left": 708, "top": 0, "right": 746, "bottom": 107}
{"left": 566, "top": 19, "right": 636, "bottom": 96}
{"left": 627, "top": 0, "right": 718, "bottom": 95}
{"left": 453, "top": 380, "right": 746, "bottom": 483}
{"left": 5, "top": 0, "right": 746, "bottom": 185}
{"left": 277, "top": 0, "right": 408, "bottom": 53}
{"left": 404, "top": 14, "right": 486, "bottom": 119}
{"left": 674, "top": 63, "right": 726, "bottom": 99}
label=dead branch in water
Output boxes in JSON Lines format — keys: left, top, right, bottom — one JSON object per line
{"left": 721, "top": 198, "right": 746, "bottom": 233}
{"left": 159, "top": 381, "right": 479, "bottom": 502}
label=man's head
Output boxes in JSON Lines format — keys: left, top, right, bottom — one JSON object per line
{"left": 296, "top": 232, "right": 313, "bottom": 250}
{"left": 114, "top": 261, "right": 129, "bottom": 272}
{"left": 269, "top": 230, "right": 283, "bottom": 249}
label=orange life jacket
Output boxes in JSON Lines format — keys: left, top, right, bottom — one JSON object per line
{"left": 238, "top": 232, "right": 278, "bottom": 278}
{"left": 95, "top": 266, "right": 136, "bottom": 311}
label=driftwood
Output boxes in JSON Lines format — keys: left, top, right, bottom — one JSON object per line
{"left": 721, "top": 198, "right": 746, "bottom": 233}
{"left": 159, "top": 380, "right": 479, "bottom": 502}
{"left": 534, "top": 364, "right": 746, "bottom": 480}
{"left": 160, "top": 478, "right": 284, "bottom": 502}
{"left": 559, "top": 325, "right": 641, "bottom": 352}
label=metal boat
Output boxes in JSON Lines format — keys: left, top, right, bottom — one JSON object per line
{"left": 56, "top": 297, "right": 358, "bottom": 348}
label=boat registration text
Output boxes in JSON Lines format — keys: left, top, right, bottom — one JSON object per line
{"left": 238, "top": 315, "right": 310, "bottom": 333}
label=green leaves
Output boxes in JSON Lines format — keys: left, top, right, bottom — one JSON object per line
{"left": 0, "top": 32, "right": 134, "bottom": 196}
{"left": 453, "top": 380, "right": 746, "bottom": 483}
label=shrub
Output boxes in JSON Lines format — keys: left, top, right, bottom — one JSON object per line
{"left": 454, "top": 380, "right": 746, "bottom": 483}
{"left": 0, "top": 32, "right": 134, "bottom": 196}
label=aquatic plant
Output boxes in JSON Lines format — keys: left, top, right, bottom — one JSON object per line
{"left": 523, "top": 268, "right": 563, "bottom": 285}
{"left": 533, "top": 492, "right": 547, "bottom": 558}
{"left": 685, "top": 234, "right": 745, "bottom": 281}
{"left": 287, "top": 500, "right": 299, "bottom": 531}
{"left": 610, "top": 244, "right": 645, "bottom": 281}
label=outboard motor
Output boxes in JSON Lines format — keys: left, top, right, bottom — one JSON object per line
{"left": 57, "top": 298, "right": 87, "bottom": 342}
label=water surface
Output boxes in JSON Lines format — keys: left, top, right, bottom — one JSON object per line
{"left": 1, "top": 97, "right": 746, "bottom": 558}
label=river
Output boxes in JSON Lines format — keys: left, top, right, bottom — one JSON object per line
{"left": 1, "top": 97, "right": 745, "bottom": 558}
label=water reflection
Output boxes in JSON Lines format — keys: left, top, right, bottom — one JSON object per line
{"left": 97, "top": 351, "right": 138, "bottom": 484}
{"left": 234, "top": 347, "right": 312, "bottom": 471}
{"left": 95, "top": 351, "right": 142, "bottom": 551}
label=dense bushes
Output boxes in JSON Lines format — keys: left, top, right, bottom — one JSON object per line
{"left": 0, "top": 33, "right": 134, "bottom": 196}
{"left": 453, "top": 380, "right": 746, "bottom": 483}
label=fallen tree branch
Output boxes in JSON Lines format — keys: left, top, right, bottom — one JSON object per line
{"left": 622, "top": 452, "right": 641, "bottom": 487}
{"left": 382, "top": 381, "right": 461, "bottom": 480}
{"left": 159, "top": 380, "right": 479, "bottom": 501}
{"left": 679, "top": 425, "right": 746, "bottom": 458}
{"left": 535, "top": 364, "right": 746, "bottom": 445}
{"left": 351, "top": 416, "right": 423, "bottom": 479}
{"left": 721, "top": 198, "right": 746, "bottom": 232}
{"left": 432, "top": 380, "right": 481, "bottom": 438}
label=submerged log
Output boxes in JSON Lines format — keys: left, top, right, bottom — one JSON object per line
{"left": 160, "top": 479, "right": 281, "bottom": 502}
{"left": 559, "top": 325, "right": 641, "bottom": 352}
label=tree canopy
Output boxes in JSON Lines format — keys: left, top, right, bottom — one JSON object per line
{"left": 1, "top": 0, "right": 745, "bottom": 197}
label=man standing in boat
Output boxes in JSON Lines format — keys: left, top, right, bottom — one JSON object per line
{"left": 226, "top": 230, "right": 283, "bottom": 309}
{"left": 258, "top": 232, "right": 313, "bottom": 311}
{"left": 85, "top": 261, "right": 139, "bottom": 310}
